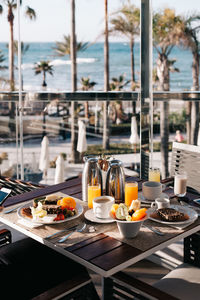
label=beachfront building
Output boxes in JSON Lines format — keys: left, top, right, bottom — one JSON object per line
{"left": 0, "top": 0, "right": 199, "bottom": 183}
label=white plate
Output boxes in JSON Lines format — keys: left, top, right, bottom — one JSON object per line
{"left": 17, "top": 201, "right": 84, "bottom": 225}
{"left": 138, "top": 192, "right": 169, "bottom": 203}
{"left": 147, "top": 204, "right": 198, "bottom": 225}
{"left": 84, "top": 209, "right": 115, "bottom": 224}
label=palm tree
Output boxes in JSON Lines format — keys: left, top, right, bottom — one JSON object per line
{"left": 14, "top": 40, "right": 30, "bottom": 56}
{"left": 109, "top": 74, "right": 130, "bottom": 124}
{"left": 0, "top": 49, "right": 7, "bottom": 70}
{"left": 103, "top": 0, "right": 110, "bottom": 150}
{"left": 33, "top": 61, "right": 54, "bottom": 87}
{"left": 80, "top": 77, "right": 96, "bottom": 91}
{"left": 13, "top": 40, "right": 29, "bottom": 90}
{"left": 70, "top": 0, "right": 79, "bottom": 163}
{"left": 110, "top": 0, "right": 140, "bottom": 93}
{"left": 109, "top": 74, "right": 130, "bottom": 91}
{"left": 153, "top": 8, "right": 184, "bottom": 178}
{"left": 181, "top": 15, "right": 200, "bottom": 145}
{"left": 80, "top": 77, "right": 96, "bottom": 119}
{"left": 0, "top": 49, "right": 8, "bottom": 87}
{"left": 0, "top": 2, "right": 36, "bottom": 91}
{"left": 53, "top": 33, "right": 89, "bottom": 163}
{"left": 53, "top": 35, "right": 88, "bottom": 57}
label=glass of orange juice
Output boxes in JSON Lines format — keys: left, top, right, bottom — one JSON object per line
{"left": 88, "top": 184, "right": 101, "bottom": 208}
{"left": 148, "top": 167, "right": 160, "bottom": 182}
{"left": 125, "top": 182, "right": 138, "bottom": 207}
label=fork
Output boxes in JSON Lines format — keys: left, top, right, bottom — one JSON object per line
{"left": 58, "top": 223, "right": 86, "bottom": 243}
{"left": 45, "top": 224, "right": 78, "bottom": 239}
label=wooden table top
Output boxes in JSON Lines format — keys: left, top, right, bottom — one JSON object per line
{"left": 1, "top": 176, "right": 200, "bottom": 277}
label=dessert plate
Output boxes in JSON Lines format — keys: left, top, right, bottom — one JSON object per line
{"left": 17, "top": 201, "right": 84, "bottom": 225}
{"left": 138, "top": 192, "right": 169, "bottom": 203}
{"left": 84, "top": 209, "right": 115, "bottom": 224}
{"left": 147, "top": 204, "right": 198, "bottom": 225}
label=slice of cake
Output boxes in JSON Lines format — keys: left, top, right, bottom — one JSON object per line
{"left": 156, "top": 208, "right": 189, "bottom": 222}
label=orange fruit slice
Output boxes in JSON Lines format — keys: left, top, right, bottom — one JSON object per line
{"left": 131, "top": 208, "right": 147, "bottom": 221}
{"left": 57, "top": 197, "right": 76, "bottom": 209}
{"left": 110, "top": 204, "right": 119, "bottom": 218}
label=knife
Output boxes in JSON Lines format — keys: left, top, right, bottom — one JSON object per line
{"left": 143, "top": 223, "right": 164, "bottom": 236}
{"left": 4, "top": 206, "right": 21, "bottom": 214}
{"left": 45, "top": 225, "right": 78, "bottom": 239}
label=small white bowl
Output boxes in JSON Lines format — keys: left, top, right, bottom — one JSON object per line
{"left": 115, "top": 215, "right": 148, "bottom": 238}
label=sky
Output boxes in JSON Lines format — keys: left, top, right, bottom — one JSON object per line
{"left": 0, "top": 0, "right": 199, "bottom": 42}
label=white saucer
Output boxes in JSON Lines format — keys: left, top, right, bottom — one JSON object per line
{"left": 138, "top": 192, "right": 169, "bottom": 203}
{"left": 84, "top": 209, "right": 115, "bottom": 224}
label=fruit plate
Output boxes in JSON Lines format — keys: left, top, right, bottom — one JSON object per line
{"left": 17, "top": 200, "right": 84, "bottom": 225}
{"left": 147, "top": 204, "right": 198, "bottom": 225}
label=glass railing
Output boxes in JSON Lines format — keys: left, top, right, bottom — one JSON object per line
{"left": 0, "top": 91, "right": 199, "bottom": 183}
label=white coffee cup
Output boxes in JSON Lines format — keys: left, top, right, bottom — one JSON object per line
{"left": 151, "top": 197, "right": 170, "bottom": 209}
{"left": 142, "top": 181, "right": 165, "bottom": 201}
{"left": 93, "top": 196, "right": 115, "bottom": 219}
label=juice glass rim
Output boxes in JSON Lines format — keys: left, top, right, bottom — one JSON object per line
{"left": 125, "top": 181, "right": 138, "bottom": 187}
{"left": 149, "top": 167, "right": 160, "bottom": 172}
{"left": 88, "top": 184, "right": 101, "bottom": 189}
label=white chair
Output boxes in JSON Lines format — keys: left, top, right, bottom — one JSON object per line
{"left": 151, "top": 142, "right": 200, "bottom": 269}
{"left": 110, "top": 233, "right": 200, "bottom": 300}
{"left": 170, "top": 142, "right": 200, "bottom": 192}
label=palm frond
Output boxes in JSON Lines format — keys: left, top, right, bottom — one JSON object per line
{"left": 53, "top": 35, "right": 89, "bottom": 57}
{"left": 25, "top": 6, "right": 36, "bottom": 20}
{"left": 80, "top": 76, "right": 96, "bottom": 91}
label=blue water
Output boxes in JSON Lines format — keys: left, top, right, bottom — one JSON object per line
{"left": 0, "top": 42, "right": 195, "bottom": 91}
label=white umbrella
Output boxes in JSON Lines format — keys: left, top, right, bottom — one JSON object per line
{"left": 129, "top": 116, "right": 139, "bottom": 170}
{"left": 54, "top": 154, "right": 64, "bottom": 184}
{"left": 129, "top": 116, "right": 139, "bottom": 145}
{"left": 197, "top": 127, "right": 200, "bottom": 146}
{"left": 39, "top": 136, "right": 50, "bottom": 180}
{"left": 77, "top": 120, "right": 87, "bottom": 153}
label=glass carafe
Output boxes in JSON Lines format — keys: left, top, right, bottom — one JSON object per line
{"left": 82, "top": 157, "right": 102, "bottom": 202}
{"left": 106, "top": 160, "right": 125, "bottom": 203}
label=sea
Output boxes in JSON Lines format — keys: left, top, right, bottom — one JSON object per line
{"left": 0, "top": 42, "right": 197, "bottom": 92}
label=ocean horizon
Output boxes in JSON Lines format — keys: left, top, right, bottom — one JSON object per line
{"left": 0, "top": 42, "right": 197, "bottom": 92}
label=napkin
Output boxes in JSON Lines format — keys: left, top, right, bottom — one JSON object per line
{"left": 169, "top": 221, "right": 195, "bottom": 230}
{"left": 17, "top": 218, "right": 42, "bottom": 229}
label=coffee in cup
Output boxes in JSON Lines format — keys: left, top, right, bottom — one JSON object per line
{"left": 142, "top": 181, "right": 165, "bottom": 201}
{"left": 151, "top": 197, "right": 170, "bottom": 210}
{"left": 93, "top": 196, "right": 115, "bottom": 219}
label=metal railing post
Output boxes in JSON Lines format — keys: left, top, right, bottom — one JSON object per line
{"left": 140, "top": 0, "right": 152, "bottom": 179}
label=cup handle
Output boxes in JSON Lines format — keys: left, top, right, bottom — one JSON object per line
{"left": 162, "top": 184, "right": 166, "bottom": 191}
{"left": 151, "top": 202, "right": 157, "bottom": 209}
{"left": 94, "top": 207, "right": 101, "bottom": 215}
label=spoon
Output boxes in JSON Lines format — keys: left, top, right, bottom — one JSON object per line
{"left": 58, "top": 223, "right": 86, "bottom": 243}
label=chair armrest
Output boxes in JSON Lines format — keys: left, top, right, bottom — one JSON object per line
{"left": 111, "top": 271, "right": 179, "bottom": 300}
{"left": 0, "top": 229, "right": 12, "bottom": 247}
{"left": 184, "top": 232, "right": 200, "bottom": 267}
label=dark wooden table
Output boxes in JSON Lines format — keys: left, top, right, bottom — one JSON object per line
{"left": 1, "top": 176, "right": 200, "bottom": 299}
